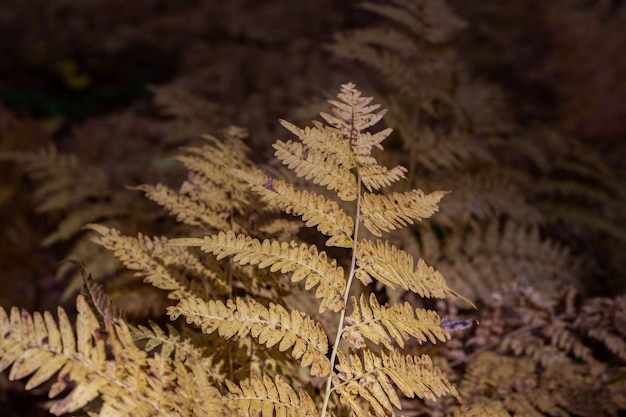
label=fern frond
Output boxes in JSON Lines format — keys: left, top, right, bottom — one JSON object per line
{"left": 500, "top": 324, "right": 580, "bottom": 367}
{"left": 176, "top": 135, "right": 257, "bottom": 214}
{"left": 334, "top": 347, "right": 459, "bottom": 416}
{"left": 575, "top": 294, "right": 626, "bottom": 362}
{"left": 329, "top": 40, "right": 413, "bottom": 98}
{"left": 355, "top": 239, "right": 465, "bottom": 302}
{"left": 434, "top": 220, "right": 576, "bottom": 303}
{"left": 133, "top": 183, "right": 230, "bottom": 231}
{"left": 168, "top": 296, "right": 330, "bottom": 376}
{"left": 58, "top": 236, "right": 121, "bottom": 300}
{"left": 273, "top": 139, "right": 358, "bottom": 201}
{"left": 131, "top": 321, "right": 224, "bottom": 381}
{"left": 41, "top": 203, "right": 121, "bottom": 247}
{"left": 0, "top": 295, "right": 224, "bottom": 416}
{"left": 0, "top": 296, "right": 105, "bottom": 414}
{"left": 279, "top": 119, "right": 356, "bottom": 169}
{"left": 225, "top": 373, "right": 318, "bottom": 417}
{"left": 343, "top": 293, "right": 449, "bottom": 349}
{"left": 360, "top": 189, "right": 448, "bottom": 236}
{"left": 458, "top": 351, "right": 619, "bottom": 417}
{"left": 257, "top": 218, "right": 302, "bottom": 241}
{"left": 433, "top": 174, "right": 543, "bottom": 226}
{"left": 359, "top": 0, "right": 467, "bottom": 43}
{"left": 171, "top": 231, "right": 346, "bottom": 312}
{"left": 87, "top": 224, "right": 224, "bottom": 299}
{"left": 132, "top": 321, "right": 198, "bottom": 362}
{"left": 320, "top": 83, "right": 395, "bottom": 168}
{"left": 134, "top": 130, "right": 265, "bottom": 234}
{"left": 323, "top": 85, "right": 387, "bottom": 133}
{"left": 544, "top": 319, "right": 595, "bottom": 363}
{"left": 449, "top": 401, "right": 512, "bottom": 417}
{"left": 0, "top": 145, "right": 120, "bottom": 247}
{"left": 225, "top": 167, "right": 354, "bottom": 248}
{"left": 177, "top": 358, "right": 228, "bottom": 417}
{"left": 77, "top": 261, "right": 125, "bottom": 327}
{"left": 276, "top": 83, "right": 401, "bottom": 200}
{"left": 594, "top": 331, "right": 626, "bottom": 363}
{"left": 0, "top": 145, "right": 99, "bottom": 208}
{"left": 358, "top": 164, "right": 408, "bottom": 192}
{"left": 179, "top": 132, "right": 253, "bottom": 174}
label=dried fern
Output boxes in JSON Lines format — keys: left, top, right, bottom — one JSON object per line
{"left": 449, "top": 285, "right": 626, "bottom": 416}
{"left": 0, "top": 295, "right": 226, "bottom": 416}
{"left": 1, "top": 83, "right": 465, "bottom": 416}
{"left": 166, "top": 83, "right": 463, "bottom": 416}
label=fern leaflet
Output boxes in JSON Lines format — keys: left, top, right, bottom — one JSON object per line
{"left": 343, "top": 292, "right": 449, "bottom": 349}
{"left": 360, "top": 189, "right": 449, "bottom": 236}
{"left": 168, "top": 296, "right": 330, "bottom": 376}
{"left": 355, "top": 239, "right": 467, "bottom": 302}
{"left": 0, "top": 295, "right": 226, "bottom": 416}
{"left": 171, "top": 231, "right": 346, "bottom": 312}
{"left": 224, "top": 167, "right": 354, "bottom": 248}
{"left": 225, "top": 373, "right": 318, "bottom": 417}
{"left": 334, "top": 347, "right": 460, "bottom": 417}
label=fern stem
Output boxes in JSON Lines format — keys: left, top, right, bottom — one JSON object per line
{"left": 321, "top": 179, "right": 362, "bottom": 417}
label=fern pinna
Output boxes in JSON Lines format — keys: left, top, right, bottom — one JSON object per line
{"left": 0, "top": 83, "right": 467, "bottom": 417}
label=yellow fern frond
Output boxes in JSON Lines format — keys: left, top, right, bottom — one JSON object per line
{"left": 334, "top": 347, "right": 459, "bottom": 417}
{"left": 433, "top": 174, "right": 543, "bottom": 226}
{"left": 0, "top": 145, "right": 119, "bottom": 247}
{"left": 134, "top": 130, "right": 263, "bottom": 234}
{"left": 0, "top": 295, "right": 225, "bottom": 416}
{"left": 178, "top": 133, "right": 253, "bottom": 174}
{"left": 171, "top": 231, "right": 346, "bottom": 312}
{"left": 257, "top": 218, "right": 302, "bottom": 241}
{"left": 355, "top": 239, "right": 466, "bottom": 302}
{"left": 133, "top": 183, "right": 230, "bottom": 231}
{"left": 0, "top": 296, "right": 105, "bottom": 414}
{"left": 360, "top": 189, "right": 449, "bottom": 236}
{"left": 131, "top": 321, "right": 213, "bottom": 366}
{"left": 358, "top": 163, "right": 408, "bottom": 192}
{"left": 41, "top": 203, "right": 121, "bottom": 247}
{"left": 545, "top": 319, "right": 595, "bottom": 363}
{"left": 176, "top": 136, "right": 257, "bottom": 214}
{"left": 273, "top": 138, "right": 358, "bottom": 201}
{"left": 180, "top": 359, "right": 228, "bottom": 417}
{"left": 279, "top": 119, "right": 356, "bottom": 169}
{"left": 225, "top": 373, "right": 318, "bottom": 417}
{"left": 320, "top": 83, "right": 394, "bottom": 167}
{"left": 225, "top": 167, "right": 354, "bottom": 248}
{"left": 276, "top": 82, "right": 400, "bottom": 200}
{"left": 168, "top": 296, "right": 330, "bottom": 376}
{"left": 323, "top": 84, "right": 387, "bottom": 133}
{"left": 130, "top": 321, "right": 226, "bottom": 389}
{"left": 87, "top": 224, "right": 226, "bottom": 299}
{"left": 343, "top": 293, "right": 449, "bottom": 349}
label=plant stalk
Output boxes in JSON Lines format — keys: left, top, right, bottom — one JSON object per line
{"left": 320, "top": 179, "right": 362, "bottom": 417}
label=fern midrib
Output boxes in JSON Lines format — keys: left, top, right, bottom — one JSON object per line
{"left": 321, "top": 176, "right": 363, "bottom": 417}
